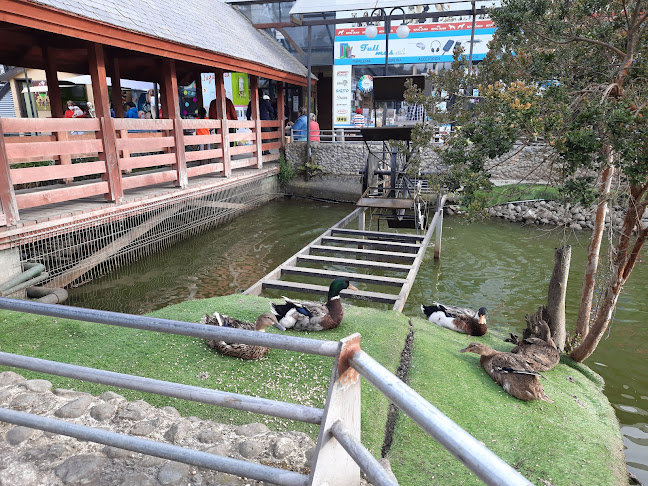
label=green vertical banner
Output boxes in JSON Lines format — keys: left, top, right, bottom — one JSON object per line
{"left": 230, "top": 73, "right": 250, "bottom": 107}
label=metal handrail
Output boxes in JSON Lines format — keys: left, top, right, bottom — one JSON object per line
{"left": 0, "top": 297, "right": 532, "bottom": 485}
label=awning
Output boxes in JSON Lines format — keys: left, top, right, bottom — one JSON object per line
{"left": 289, "top": 0, "right": 499, "bottom": 15}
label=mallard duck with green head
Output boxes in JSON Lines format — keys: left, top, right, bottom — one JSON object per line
{"left": 270, "top": 277, "right": 358, "bottom": 331}
{"left": 200, "top": 312, "right": 285, "bottom": 360}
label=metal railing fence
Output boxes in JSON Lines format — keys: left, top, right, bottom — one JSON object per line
{"left": 0, "top": 297, "right": 532, "bottom": 486}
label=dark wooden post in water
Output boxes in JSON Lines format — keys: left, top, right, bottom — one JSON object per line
{"left": 250, "top": 75, "right": 263, "bottom": 168}
{"left": 161, "top": 58, "right": 187, "bottom": 188}
{"left": 88, "top": 42, "right": 123, "bottom": 203}
{"left": 277, "top": 81, "right": 285, "bottom": 150}
{"left": 215, "top": 69, "right": 231, "bottom": 177}
{"left": 547, "top": 245, "right": 571, "bottom": 351}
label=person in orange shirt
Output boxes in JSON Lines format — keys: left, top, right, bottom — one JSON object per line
{"left": 196, "top": 107, "right": 209, "bottom": 152}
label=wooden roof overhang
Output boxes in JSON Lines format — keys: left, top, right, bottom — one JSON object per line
{"left": 0, "top": 0, "right": 309, "bottom": 86}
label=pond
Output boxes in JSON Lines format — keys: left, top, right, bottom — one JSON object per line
{"left": 66, "top": 198, "right": 648, "bottom": 484}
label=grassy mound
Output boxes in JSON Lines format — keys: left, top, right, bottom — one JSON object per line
{"left": 0, "top": 296, "right": 625, "bottom": 484}
{"left": 386, "top": 318, "right": 626, "bottom": 485}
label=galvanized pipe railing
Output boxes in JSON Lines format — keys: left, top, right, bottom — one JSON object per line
{"left": 0, "top": 351, "right": 323, "bottom": 424}
{"left": 0, "top": 297, "right": 338, "bottom": 357}
{"left": 330, "top": 420, "right": 398, "bottom": 486}
{"left": 349, "top": 350, "right": 533, "bottom": 486}
{"left": 0, "top": 408, "right": 308, "bottom": 486}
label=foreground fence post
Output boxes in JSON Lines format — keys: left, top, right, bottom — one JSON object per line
{"left": 309, "top": 333, "right": 362, "bottom": 486}
{"left": 0, "top": 121, "right": 18, "bottom": 226}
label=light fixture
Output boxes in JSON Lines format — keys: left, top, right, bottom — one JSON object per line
{"left": 365, "top": 24, "right": 378, "bottom": 39}
{"left": 396, "top": 23, "right": 410, "bottom": 39}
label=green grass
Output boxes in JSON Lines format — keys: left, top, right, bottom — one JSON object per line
{"left": 0, "top": 296, "right": 625, "bottom": 485}
{"left": 477, "top": 184, "right": 561, "bottom": 207}
{"left": 386, "top": 319, "right": 626, "bottom": 486}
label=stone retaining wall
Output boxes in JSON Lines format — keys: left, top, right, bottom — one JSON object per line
{"left": 0, "top": 371, "right": 316, "bottom": 486}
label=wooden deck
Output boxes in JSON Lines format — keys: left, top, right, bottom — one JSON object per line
{"left": 244, "top": 200, "right": 445, "bottom": 312}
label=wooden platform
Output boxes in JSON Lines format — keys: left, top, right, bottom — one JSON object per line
{"left": 244, "top": 201, "right": 445, "bottom": 312}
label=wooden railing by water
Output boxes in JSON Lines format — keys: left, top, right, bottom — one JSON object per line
{"left": 0, "top": 117, "right": 282, "bottom": 227}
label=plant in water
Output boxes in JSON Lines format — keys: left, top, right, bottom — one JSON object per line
{"left": 277, "top": 153, "right": 295, "bottom": 186}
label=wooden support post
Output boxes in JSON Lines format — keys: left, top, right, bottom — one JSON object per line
{"left": 88, "top": 42, "right": 123, "bottom": 203}
{"left": 215, "top": 69, "right": 231, "bottom": 177}
{"left": 195, "top": 72, "right": 204, "bottom": 113}
{"left": 434, "top": 206, "right": 443, "bottom": 260}
{"left": 0, "top": 121, "right": 19, "bottom": 226}
{"left": 277, "top": 81, "right": 285, "bottom": 150}
{"left": 43, "top": 47, "right": 63, "bottom": 118}
{"left": 43, "top": 46, "right": 72, "bottom": 182}
{"left": 357, "top": 208, "right": 365, "bottom": 249}
{"left": 250, "top": 75, "right": 263, "bottom": 168}
{"left": 309, "top": 334, "right": 362, "bottom": 486}
{"left": 107, "top": 57, "right": 123, "bottom": 118}
{"left": 162, "top": 59, "right": 187, "bottom": 188}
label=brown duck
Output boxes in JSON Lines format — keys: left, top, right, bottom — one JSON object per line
{"left": 460, "top": 343, "right": 553, "bottom": 403}
{"left": 507, "top": 320, "right": 560, "bottom": 372}
{"left": 200, "top": 312, "right": 285, "bottom": 360}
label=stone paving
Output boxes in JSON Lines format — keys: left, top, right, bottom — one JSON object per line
{"left": 0, "top": 371, "right": 317, "bottom": 486}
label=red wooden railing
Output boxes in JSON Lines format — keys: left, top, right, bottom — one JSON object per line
{"left": 0, "top": 117, "right": 282, "bottom": 227}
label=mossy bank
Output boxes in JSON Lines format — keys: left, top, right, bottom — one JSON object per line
{"left": 0, "top": 294, "right": 626, "bottom": 485}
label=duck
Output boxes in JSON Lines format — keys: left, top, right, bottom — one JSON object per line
{"left": 459, "top": 342, "right": 553, "bottom": 403}
{"left": 506, "top": 320, "right": 560, "bottom": 372}
{"left": 420, "top": 302, "right": 488, "bottom": 336}
{"left": 270, "top": 277, "right": 358, "bottom": 331}
{"left": 199, "top": 312, "right": 285, "bottom": 360}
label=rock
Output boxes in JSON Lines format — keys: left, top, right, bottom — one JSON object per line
{"left": 90, "top": 402, "right": 116, "bottom": 422}
{"left": 120, "top": 472, "right": 156, "bottom": 486}
{"left": 55, "top": 455, "right": 108, "bottom": 485}
{"left": 238, "top": 440, "right": 264, "bottom": 459}
{"left": 197, "top": 427, "right": 222, "bottom": 444}
{"left": 0, "top": 463, "right": 39, "bottom": 485}
{"left": 22, "top": 379, "right": 52, "bottom": 393}
{"left": 164, "top": 421, "right": 193, "bottom": 444}
{"left": 157, "top": 462, "right": 190, "bottom": 485}
{"left": 272, "top": 437, "right": 295, "bottom": 459}
{"left": 131, "top": 421, "right": 157, "bottom": 437}
{"left": 55, "top": 395, "right": 93, "bottom": 419}
{"left": 115, "top": 401, "right": 151, "bottom": 421}
{"left": 99, "top": 391, "right": 124, "bottom": 402}
{"left": 0, "top": 372, "right": 26, "bottom": 386}
{"left": 5, "top": 426, "right": 35, "bottom": 445}
{"left": 234, "top": 423, "right": 269, "bottom": 437}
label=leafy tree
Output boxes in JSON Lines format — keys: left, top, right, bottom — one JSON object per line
{"left": 409, "top": 0, "right": 648, "bottom": 362}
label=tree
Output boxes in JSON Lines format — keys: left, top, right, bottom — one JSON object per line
{"left": 411, "top": 0, "right": 648, "bottom": 362}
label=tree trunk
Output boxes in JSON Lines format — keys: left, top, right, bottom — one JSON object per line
{"left": 575, "top": 163, "right": 614, "bottom": 339}
{"left": 570, "top": 183, "right": 648, "bottom": 362}
{"left": 547, "top": 245, "right": 571, "bottom": 351}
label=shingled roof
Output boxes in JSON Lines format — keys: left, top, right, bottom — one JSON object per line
{"left": 26, "top": 0, "right": 307, "bottom": 80}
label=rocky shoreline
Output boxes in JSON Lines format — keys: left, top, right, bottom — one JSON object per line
{"left": 483, "top": 199, "right": 646, "bottom": 231}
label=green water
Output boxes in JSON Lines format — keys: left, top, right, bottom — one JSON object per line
{"left": 66, "top": 198, "right": 648, "bottom": 483}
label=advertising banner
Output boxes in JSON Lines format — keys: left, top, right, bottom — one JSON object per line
{"left": 332, "top": 67, "right": 353, "bottom": 125}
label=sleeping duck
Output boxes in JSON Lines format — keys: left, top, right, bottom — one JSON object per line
{"left": 200, "top": 312, "right": 285, "bottom": 360}
{"left": 270, "top": 277, "right": 358, "bottom": 331}
{"left": 421, "top": 302, "right": 488, "bottom": 336}
{"left": 460, "top": 342, "right": 553, "bottom": 402}
{"left": 507, "top": 320, "right": 560, "bottom": 372}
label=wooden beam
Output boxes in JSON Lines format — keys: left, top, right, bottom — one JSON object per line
{"left": 277, "top": 81, "right": 285, "bottom": 150}
{"left": 88, "top": 42, "right": 123, "bottom": 203}
{"left": 43, "top": 46, "right": 63, "bottom": 118}
{"left": 262, "top": 280, "right": 398, "bottom": 304}
{"left": 330, "top": 228, "right": 424, "bottom": 242}
{"left": 162, "top": 58, "right": 187, "bottom": 188}
{"left": 250, "top": 75, "right": 263, "bottom": 169}
{"left": 0, "top": 121, "right": 19, "bottom": 226}
{"left": 309, "top": 245, "right": 417, "bottom": 262}
{"left": 215, "top": 69, "right": 231, "bottom": 177}
{"left": 277, "top": 28, "right": 305, "bottom": 57}
{"left": 320, "top": 236, "right": 421, "bottom": 253}
{"left": 107, "top": 57, "right": 123, "bottom": 118}
{"left": 296, "top": 254, "right": 411, "bottom": 273}
{"left": 280, "top": 266, "right": 406, "bottom": 287}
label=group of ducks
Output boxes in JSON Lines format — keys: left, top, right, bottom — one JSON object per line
{"left": 421, "top": 302, "right": 559, "bottom": 402}
{"left": 199, "top": 277, "right": 559, "bottom": 403}
{"left": 200, "top": 277, "right": 357, "bottom": 360}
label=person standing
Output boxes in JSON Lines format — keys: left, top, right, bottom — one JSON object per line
{"left": 309, "top": 113, "right": 320, "bottom": 141}
{"left": 195, "top": 107, "right": 209, "bottom": 153}
{"left": 290, "top": 107, "right": 308, "bottom": 141}
{"left": 352, "top": 107, "right": 366, "bottom": 128}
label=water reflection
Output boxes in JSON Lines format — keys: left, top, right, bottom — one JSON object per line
{"left": 66, "top": 201, "right": 648, "bottom": 484}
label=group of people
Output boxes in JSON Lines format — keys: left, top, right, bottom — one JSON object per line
{"left": 123, "top": 89, "right": 157, "bottom": 119}
{"left": 288, "top": 107, "right": 320, "bottom": 141}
